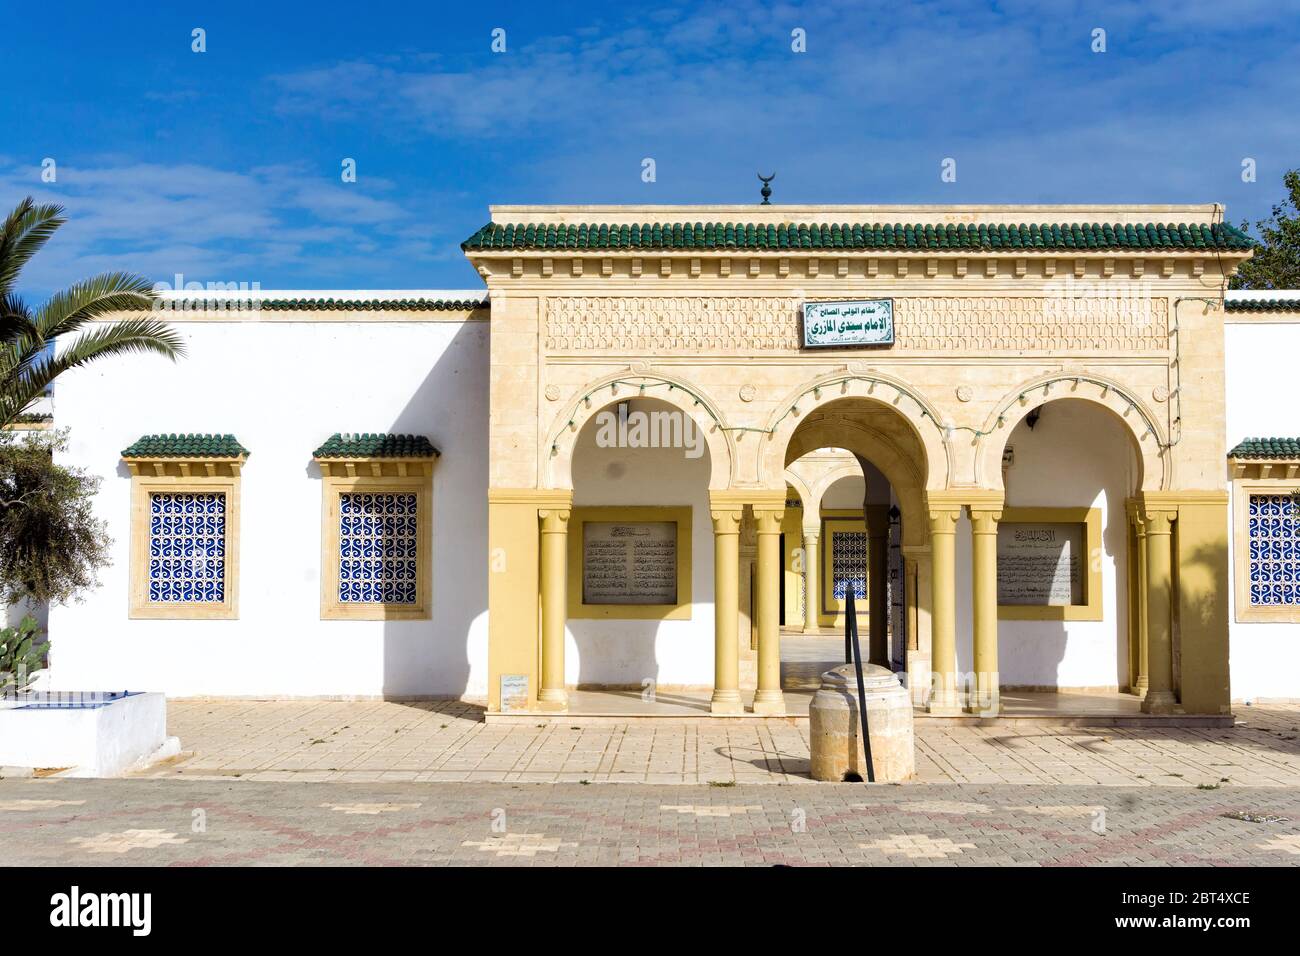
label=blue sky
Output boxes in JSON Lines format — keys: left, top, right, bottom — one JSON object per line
{"left": 2, "top": 0, "right": 1298, "bottom": 295}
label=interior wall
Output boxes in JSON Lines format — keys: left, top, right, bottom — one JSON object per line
{"left": 955, "top": 398, "right": 1136, "bottom": 689}
{"left": 568, "top": 398, "right": 714, "bottom": 688}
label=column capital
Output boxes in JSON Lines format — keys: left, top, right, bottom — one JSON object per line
{"left": 710, "top": 508, "right": 743, "bottom": 534}
{"left": 927, "top": 508, "right": 961, "bottom": 534}
{"left": 969, "top": 508, "right": 1002, "bottom": 535}
{"left": 1142, "top": 509, "right": 1176, "bottom": 535}
{"left": 753, "top": 507, "right": 785, "bottom": 534}
{"left": 539, "top": 508, "right": 571, "bottom": 531}
{"left": 801, "top": 526, "right": 820, "bottom": 541}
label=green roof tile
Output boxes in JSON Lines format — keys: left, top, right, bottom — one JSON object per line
{"left": 122, "top": 433, "right": 249, "bottom": 458}
{"left": 1228, "top": 437, "right": 1300, "bottom": 459}
{"left": 159, "top": 296, "right": 488, "bottom": 312}
{"left": 461, "top": 220, "right": 1255, "bottom": 253}
{"left": 312, "top": 433, "right": 440, "bottom": 459}
{"left": 1224, "top": 297, "right": 1300, "bottom": 312}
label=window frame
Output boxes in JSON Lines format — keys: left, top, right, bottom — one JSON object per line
{"left": 1232, "top": 475, "right": 1300, "bottom": 623}
{"left": 127, "top": 466, "right": 241, "bottom": 621}
{"left": 318, "top": 462, "right": 433, "bottom": 621}
{"left": 996, "top": 506, "right": 1103, "bottom": 622}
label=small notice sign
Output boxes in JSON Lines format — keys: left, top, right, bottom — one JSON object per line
{"left": 802, "top": 299, "right": 895, "bottom": 348}
{"left": 500, "top": 674, "right": 529, "bottom": 713}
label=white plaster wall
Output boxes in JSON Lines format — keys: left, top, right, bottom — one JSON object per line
{"left": 955, "top": 399, "right": 1135, "bottom": 689}
{"left": 568, "top": 399, "right": 714, "bottom": 688}
{"left": 44, "top": 319, "right": 490, "bottom": 699}
{"left": 1225, "top": 320, "right": 1300, "bottom": 700}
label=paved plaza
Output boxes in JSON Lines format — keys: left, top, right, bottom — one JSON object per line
{"left": 109, "top": 698, "right": 1300, "bottom": 787}
{"left": 4, "top": 778, "right": 1300, "bottom": 866}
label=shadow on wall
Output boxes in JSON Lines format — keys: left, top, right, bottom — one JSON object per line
{"left": 379, "top": 321, "right": 489, "bottom": 700}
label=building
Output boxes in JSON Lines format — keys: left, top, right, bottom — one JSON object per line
{"left": 39, "top": 203, "right": 1300, "bottom": 720}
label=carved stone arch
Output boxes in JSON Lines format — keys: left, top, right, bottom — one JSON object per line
{"left": 543, "top": 370, "right": 735, "bottom": 490}
{"left": 757, "top": 370, "right": 950, "bottom": 493}
{"left": 975, "top": 372, "right": 1169, "bottom": 492}
{"left": 780, "top": 417, "right": 927, "bottom": 549}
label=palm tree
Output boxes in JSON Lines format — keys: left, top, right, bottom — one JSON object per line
{"left": 0, "top": 197, "right": 184, "bottom": 427}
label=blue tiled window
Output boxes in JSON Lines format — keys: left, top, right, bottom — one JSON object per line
{"left": 1247, "top": 494, "right": 1300, "bottom": 606}
{"left": 338, "top": 493, "right": 418, "bottom": 604}
{"left": 831, "top": 529, "right": 867, "bottom": 601}
{"left": 148, "top": 492, "right": 227, "bottom": 602}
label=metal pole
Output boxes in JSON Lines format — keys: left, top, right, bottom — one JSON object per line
{"left": 846, "top": 588, "right": 875, "bottom": 782}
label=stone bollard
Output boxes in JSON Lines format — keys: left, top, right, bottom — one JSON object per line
{"left": 809, "top": 663, "right": 914, "bottom": 782}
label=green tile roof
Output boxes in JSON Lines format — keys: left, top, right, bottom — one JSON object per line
{"left": 462, "top": 220, "right": 1255, "bottom": 253}
{"left": 1228, "top": 438, "right": 1300, "bottom": 459}
{"left": 122, "top": 434, "right": 249, "bottom": 458}
{"left": 163, "top": 297, "right": 487, "bottom": 312}
{"left": 1224, "top": 297, "right": 1300, "bottom": 312}
{"left": 313, "top": 433, "right": 439, "bottom": 459}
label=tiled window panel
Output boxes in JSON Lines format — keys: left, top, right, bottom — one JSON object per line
{"left": 831, "top": 529, "right": 867, "bottom": 601}
{"left": 148, "top": 493, "right": 227, "bottom": 602}
{"left": 1248, "top": 494, "right": 1300, "bottom": 606}
{"left": 338, "top": 493, "right": 418, "bottom": 604}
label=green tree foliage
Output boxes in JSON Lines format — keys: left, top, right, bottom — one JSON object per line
{"left": 0, "top": 429, "right": 110, "bottom": 605}
{"left": 1232, "top": 169, "right": 1300, "bottom": 290}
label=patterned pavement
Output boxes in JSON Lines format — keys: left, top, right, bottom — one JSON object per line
{"left": 4, "top": 779, "right": 1300, "bottom": 866}
{"left": 124, "top": 699, "right": 1300, "bottom": 787}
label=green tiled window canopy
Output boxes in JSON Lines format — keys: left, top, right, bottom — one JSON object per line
{"left": 313, "top": 433, "right": 440, "bottom": 459}
{"left": 122, "top": 434, "right": 249, "bottom": 458}
{"left": 463, "top": 220, "right": 1254, "bottom": 252}
{"left": 1229, "top": 437, "right": 1300, "bottom": 459}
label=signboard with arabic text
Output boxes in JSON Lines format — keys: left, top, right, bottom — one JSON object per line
{"left": 802, "top": 299, "right": 895, "bottom": 348}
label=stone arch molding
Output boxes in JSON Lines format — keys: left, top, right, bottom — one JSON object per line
{"left": 783, "top": 459, "right": 863, "bottom": 534}
{"left": 544, "top": 370, "right": 736, "bottom": 490}
{"left": 975, "top": 372, "right": 1169, "bottom": 492}
{"left": 780, "top": 419, "right": 927, "bottom": 548}
{"left": 758, "top": 370, "right": 951, "bottom": 493}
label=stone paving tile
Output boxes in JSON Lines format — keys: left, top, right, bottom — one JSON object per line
{"left": 2, "top": 779, "right": 1281, "bottom": 866}
{"left": 131, "top": 699, "right": 1300, "bottom": 788}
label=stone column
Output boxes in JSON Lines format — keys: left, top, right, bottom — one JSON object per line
{"left": 752, "top": 502, "right": 787, "bottom": 714}
{"left": 801, "top": 528, "right": 820, "bottom": 634}
{"left": 1133, "top": 509, "right": 1154, "bottom": 697}
{"left": 866, "top": 505, "right": 890, "bottom": 667}
{"left": 537, "top": 507, "right": 570, "bottom": 711}
{"left": 969, "top": 506, "right": 1003, "bottom": 716}
{"left": 927, "top": 504, "right": 962, "bottom": 715}
{"left": 1141, "top": 508, "right": 1180, "bottom": 714}
{"left": 710, "top": 502, "right": 744, "bottom": 714}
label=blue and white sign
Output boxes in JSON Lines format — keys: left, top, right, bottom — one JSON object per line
{"left": 802, "top": 299, "right": 894, "bottom": 348}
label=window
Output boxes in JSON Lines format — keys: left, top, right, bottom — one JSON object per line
{"left": 315, "top": 433, "right": 437, "bottom": 620}
{"left": 1231, "top": 470, "right": 1300, "bottom": 622}
{"left": 148, "top": 492, "right": 228, "bottom": 603}
{"left": 123, "top": 433, "right": 246, "bottom": 620}
{"left": 338, "top": 492, "right": 419, "bottom": 605}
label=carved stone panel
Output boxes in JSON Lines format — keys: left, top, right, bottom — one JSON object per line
{"left": 542, "top": 296, "right": 1169, "bottom": 354}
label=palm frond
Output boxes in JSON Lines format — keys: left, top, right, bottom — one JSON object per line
{"left": 0, "top": 293, "right": 37, "bottom": 345}
{"left": 0, "top": 198, "right": 66, "bottom": 298}
{"left": 0, "top": 319, "right": 185, "bottom": 426}
{"left": 35, "top": 271, "right": 157, "bottom": 341}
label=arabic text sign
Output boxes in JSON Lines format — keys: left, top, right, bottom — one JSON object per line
{"left": 802, "top": 299, "right": 894, "bottom": 348}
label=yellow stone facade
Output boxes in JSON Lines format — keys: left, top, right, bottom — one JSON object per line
{"left": 468, "top": 204, "right": 1244, "bottom": 717}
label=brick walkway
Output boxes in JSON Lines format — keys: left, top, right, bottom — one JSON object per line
{"left": 122, "top": 699, "right": 1300, "bottom": 787}
{"left": 4, "top": 779, "right": 1299, "bottom": 866}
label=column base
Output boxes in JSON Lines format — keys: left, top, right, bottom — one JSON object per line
{"left": 965, "top": 696, "right": 1000, "bottom": 717}
{"left": 1141, "top": 690, "right": 1182, "bottom": 715}
{"left": 751, "top": 689, "right": 787, "bottom": 715}
{"left": 537, "top": 689, "right": 568, "bottom": 712}
{"left": 710, "top": 690, "right": 743, "bottom": 715}
{"left": 1133, "top": 677, "right": 1149, "bottom": 697}
{"left": 927, "top": 688, "right": 962, "bottom": 716}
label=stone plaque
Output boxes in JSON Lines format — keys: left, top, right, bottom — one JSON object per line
{"left": 997, "top": 522, "right": 1084, "bottom": 606}
{"left": 582, "top": 521, "right": 678, "bottom": 605}
{"left": 803, "top": 299, "right": 894, "bottom": 348}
